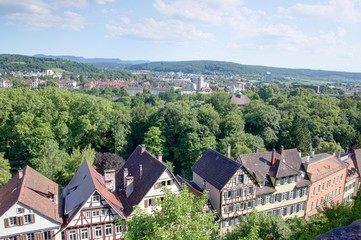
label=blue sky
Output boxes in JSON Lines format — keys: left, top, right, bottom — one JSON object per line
{"left": 0, "top": 0, "right": 361, "bottom": 72}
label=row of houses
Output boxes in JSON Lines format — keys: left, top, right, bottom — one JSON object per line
{"left": 0, "top": 79, "right": 78, "bottom": 89}
{"left": 1, "top": 145, "right": 360, "bottom": 239}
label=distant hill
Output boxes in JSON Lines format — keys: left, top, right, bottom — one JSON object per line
{"left": 0, "top": 54, "right": 102, "bottom": 74}
{"left": 33, "top": 54, "right": 149, "bottom": 66}
{"left": 126, "top": 60, "right": 361, "bottom": 82}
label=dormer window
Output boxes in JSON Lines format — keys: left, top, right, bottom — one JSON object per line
{"left": 92, "top": 195, "right": 100, "bottom": 202}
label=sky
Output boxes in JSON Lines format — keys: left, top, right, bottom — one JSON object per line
{"left": 0, "top": 0, "right": 361, "bottom": 72}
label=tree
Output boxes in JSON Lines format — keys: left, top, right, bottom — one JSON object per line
{"left": 316, "top": 141, "right": 343, "bottom": 155}
{"left": 30, "top": 140, "right": 68, "bottom": 182}
{"left": 94, "top": 152, "right": 125, "bottom": 175}
{"left": 290, "top": 114, "right": 312, "bottom": 155}
{"left": 143, "top": 126, "right": 165, "bottom": 157}
{"left": 124, "top": 187, "right": 217, "bottom": 240}
{"left": 0, "top": 152, "right": 11, "bottom": 187}
{"left": 224, "top": 212, "right": 292, "bottom": 240}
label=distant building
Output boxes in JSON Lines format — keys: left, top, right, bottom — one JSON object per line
{"left": 0, "top": 79, "right": 13, "bottom": 88}
{"left": 264, "top": 72, "right": 272, "bottom": 83}
{"left": 0, "top": 166, "right": 63, "bottom": 240}
{"left": 230, "top": 93, "right": 251, "bottom": 108}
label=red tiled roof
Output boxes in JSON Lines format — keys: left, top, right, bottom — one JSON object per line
{"left": 230, "top": 94, "right": 251, "bottom": 106}
{"left": 0, "top": 166, "right": 63, "bottom": 224}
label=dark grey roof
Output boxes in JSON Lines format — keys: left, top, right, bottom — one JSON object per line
{"left": 239, "top": 148, "right": 310, "bottom": 186}
{"left": 192, "top": 149, "right": 241, "bottom": 190}
{"left": 116, "top": 145, "right": 178, "bottom": 216}
{"left": 352, "top": 149, "right": 361, "bottom": 177}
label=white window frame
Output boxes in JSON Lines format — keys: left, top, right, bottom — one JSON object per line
{"left": 105, "top": 224, "right": 112, "bottom": 236}
{"left": 9, "top": 217, "right": 17, "bottom": 226}
{"left": 92, "top": 195, "right": 100, "bottom": 202}
{"left": 115, "top": 223, "right": 122, "bottom": 233}
{"left": 94, "top": 226, "right": 102, "bottom": 238}
{"left": 69, "top": 230, "right": 77, "bottom": 240}
{"left": 81, "top": 228, "right": 88, "bottom": 240}
{"left": 92, "top": 210, "right": 100, "bottom": 217}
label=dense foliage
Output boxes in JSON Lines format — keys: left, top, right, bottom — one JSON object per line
{"left": 124, "top": 187, "right": 217, "bottom": 240}
{"left": 1, "top": 84, "right": 361, "bottom": 183}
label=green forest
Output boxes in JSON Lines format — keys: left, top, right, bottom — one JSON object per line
{"left": 1, "top": 84, "right": 361, "bottom": 183}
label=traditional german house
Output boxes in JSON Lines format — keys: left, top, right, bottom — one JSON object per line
{"left": 115, "top": 145, "right": 181, "bottom": 217}
{"left": 62, "top": 161, "right": 125, "bottom": 240}
{"left": 192, "top": 148, "right": 258, "bottom": 233}
{"left": 238, "top": 147, "right": 310, "bottom": 219}
{"left": 0, "top": 166, "right": 62, "bottom": 240}
{"left": 303, "top": 153, "right": 347, "bottom": 219}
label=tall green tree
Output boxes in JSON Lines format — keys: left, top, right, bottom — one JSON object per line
{"left": 0, "top": 152, "right": 11, "bottom": 187}
{"left": 290, "top": 114, "right": 312, "bottom": 155}
{"left": 143, "top": 126, "right": 165, "bottom": 157}
{"left": 125, "top": 188, "right": 217, "bottom": 240}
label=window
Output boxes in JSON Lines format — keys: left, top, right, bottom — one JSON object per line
{"left": 236, "top": 203, "right": 241, "bottom": 211}
{"left": 318, "top": 185, "right": 321, "bottom": 193}
{"left": 316, "top": 199, "right": 319, "bottom": 207}
{"left": 276, "top": 179, "right": 280, "bottom": 186}
{"left": 92, "top": 195, "right": 100, "bottom": 202}
{"left": 101, "top": 209, "right": 106, "bottom": 216}
{"left": 85, "top": 211, "right": 91, "bottom": 218}
{"left": 311, "top": 202, "right": 314, "bottom": 210}
{"left": 340, "top": 174, "right": 343, "bottom": 181}
{"left": 265, "top": 195, "right": 271, "bottom": 204}
{"left": 238, "top": 189, "right": 243, "bottom": 197}
{"left": 105, "top": 224, "right": 112, "bottom": 236}
{"left": 81, "top": 229, "right": 88, "bottom": 239}
{"left": 9, "top": 217, "right": 17, "bottom": 226}
{"left": 289, "top": 191, "right": 294, "bottom": 199}
{"left": 94, "top": 226, "right": 102, "bottom": 237}
{"left": 16, "top": 208, "right": 24, "bottom": 214}
{"left": 69, "top": 230, "right": 77, "bottom": 240}
{"left": 312, "top": 187, "right": 315, "bottom": 195}
{"left": 322, "top": 183, "right": 325, "bottom": 191}
{"left": 249, "top": 186, "right": 254, "bottom": 195}
{"left": 115, "top": 223, "right": 122, "bottom": 233}
{"left": 26, "top": 233, "right": 35, "bottom": 240}
{"left": 92, "top": 210, "right": 100, "bottom": 217}
{"left": 257, "top": 197, "right": 263, "bottom": 205}
{"left": 236, "top": 175, "right": 244, "bottom": 184}
{"left": 224, "top": 206, "right": 229, "bottom": 214}
{"left": 44, "top": 231, "right": 52, "bottom": 240}
{"left": 23, "top": 214, "right": 31, "bottom": 224}
{"left": 167, "top": 180, "right": 173, "bottom": 185}
{"left": 223, "top": 219, "right": 229, "bottom": 227}
{"left": 7, "top": 237, "right": 17, "bottom": 240}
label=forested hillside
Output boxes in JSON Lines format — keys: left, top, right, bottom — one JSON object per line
{"left": 1, "top": 85, "right": 361, "bottom": 184}
{"left": 127, "top": 60, "right": 361, "bottom": 82}
{"left": 0, "top": 54, "right": 101, "bottom": 73}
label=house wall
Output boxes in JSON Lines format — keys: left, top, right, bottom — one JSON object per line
{"left": 63, "top": 191, "right": 123, "bottom": 240}
{"left": 0, "top": 203, "right": 61, "bottom": 240}
{"left": 305, "top": 167, "right": 347, "bottom": 219}
{"left": 344, "top": 178, "right": 357, "bottom": 202}
{"left": 138, "top": 170, "right": 181, "bottom": 214}
{"left": 193, "top": 172, "right": 220, "bottom": 213}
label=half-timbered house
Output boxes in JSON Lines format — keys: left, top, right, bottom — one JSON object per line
{"left": 62, "top": 161, "right": 125, "bottom": 240}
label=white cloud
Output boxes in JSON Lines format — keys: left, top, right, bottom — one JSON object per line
{"left": 0, "top": 0, "right": 85, "bottom": 30}
{"left": 106, "top": 18, "right": 215, "bottom": 42}
{"left": 278, "top": 0, "right": 361, "bottom": 24}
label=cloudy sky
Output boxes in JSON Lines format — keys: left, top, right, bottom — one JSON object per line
{"left": 0, "top": 0, "right": 361, "bottom": 72}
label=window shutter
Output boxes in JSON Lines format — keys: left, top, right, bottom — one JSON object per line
{"left": 144, "top": 200, "right": 148, "bottom": 208}
{"left": 223, "top": 191, "right": 227, "bottom": 200}
{"left": 4, "top": 218, "right": 9, "bottom": 228}
{"left": 243, "top": 175, "right": 247, "bottom": 184}
{"left": 17, "top": 216, "right": 23, "bottom": 226}
{"left": 51, "top": 230, "right": 55, "bottom": 240}
{"left": 30, "top": 214, "right": 35, "bottom": 223}
{"left": 34, "top": 233, "right": 40, "bottom": 240}
{"left": 39, "top": 232, "right": 44, "bottom": 240}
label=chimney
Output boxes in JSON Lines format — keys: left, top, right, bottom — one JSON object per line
{"left": 255, "top": 147, "right": 259, "bottom": 153}
{"left": 141, "top": 144, "right": 146, "bottom": 153}
{"left": 280, "top": 145, "right": 284, "bottom": 157}
{"left": 311, "top": 149, "right": 315, "bottom": 158}
{"left": 104, "top": 169, "right": 116, "bottom": 192}
{"left": 158, "top": 152, "right": 163, "bottom": 162}
{"left": 227, "top": 144, "right": 231, "bottom": 158}
{"left": 139, "top": 164, "right": 143, "bottom": 178}
{"left": 125, "top": 176, "right": 134, "bottom": 198}
{"left": 346, "top": 147, "right": 349, "bottom": 153}
{"left": 306, "top": 155, "right": 310, "bottom": 163}
{"left": 338, "top": 151, "right": 341, "bottom": 160}
{"left": 18, "top": 168, "right": 23, "bottom": 179}
{"left": 271, "top": 149, "right": 276, "bottom": 166}
{"left": 298, "top": 150, "right": 302, "bottom": 158}
{"left": 124, "top": 168, "right": 128, "bottom": 187}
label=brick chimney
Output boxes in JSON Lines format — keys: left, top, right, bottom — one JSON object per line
{"left": 158, "top": 152, "right": 163, "bottom": 162}
{"left": 104, "top": 169, "right": 116, "bottom": 192}
{"left": 227, "top": 144, "right": 231, "bottom": 158}
{"left": 271, "top": 149, "right": 276, "bottom": 166}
